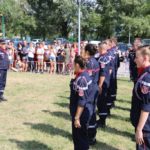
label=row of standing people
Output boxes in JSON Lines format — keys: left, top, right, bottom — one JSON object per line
{"left": 69, "top": 38, "right": 120, "bottom": 150}
{"left": 7, "top": 40, "right": 79, "bottom": 74}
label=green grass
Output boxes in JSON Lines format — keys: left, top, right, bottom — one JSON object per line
{"left": 0, "top": 72, "right": 135, "bottom": 150}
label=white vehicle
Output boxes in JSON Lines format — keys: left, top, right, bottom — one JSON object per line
{"left": 89, "top": 40, "right": 101, "bottom": 46}
{"left": 32, "top": 39, "right": 42, "bottom": 45}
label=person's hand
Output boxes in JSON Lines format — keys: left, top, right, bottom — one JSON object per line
{"left": 74, "top": 119, "right": 81, "bottom": 128}
{"left": 135, "top": 130, "right": 144, "bottom": 145}
{"left": 99, "top": 86, "right": 102, "bottom": 95}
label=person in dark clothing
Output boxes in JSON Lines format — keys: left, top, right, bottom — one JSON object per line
{"left": 84, "top": 44, "right": 99, "bottom": 145}
{"left": 128, "top": 38, "right": 143, "bottom": 84}
{"left": 130, "top": 46, "right": 150, "bottom": 150}
{"left": 97, "top": 42, "right": 111, "bottom": 128}
{"left": 0, "top": 39, "right": 10, "bottom": 101}
{"left": 70, "top": 56, "right": 93, "bottom": 150}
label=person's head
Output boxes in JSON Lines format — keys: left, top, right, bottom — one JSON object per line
{"left": 110, "top": 37, "right": 117, "bottom": 47}
{"left": 98, "top": 41, "right": 108, "bottom": 54}
{"left": 133, "top": 38, "right": 142, "bottom": 50}
{"left": 23, "top": 40, "right": 27, "bottom": 46}
{"left": 0, "top": 39, "right": 6, "bottom": 50}
{"left": 39, "top": 43, "right": 43, "bottom": 48}
{"left": 135, "top": 46, "right": 150, "bottom": 68}
{"left": 18, "top": 43, "right": 22, "bottom": 47}
{"left": 105, "top": 39, "right": 112, "bottom": 50}
{"left": 74, "top": 55, "right": 85, "bottom": 73}
{"left": 29, "top": 42, "right": 33, "bottom": 47}
{"left": 17, "top": 56, "right": 21, "bottom": 61}
{"left": 84, "top": 44, "right": 97, "bottom": 59}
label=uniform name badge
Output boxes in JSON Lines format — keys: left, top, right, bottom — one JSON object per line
{"left": 101, "top": 63, "right": 105, "bottom": 69}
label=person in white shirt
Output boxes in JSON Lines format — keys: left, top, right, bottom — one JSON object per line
{"left": 36, "top": 43, "right": 44, "bottom": 73}
{"left": 28, "top": 42, "right": 35, "bottom": 72}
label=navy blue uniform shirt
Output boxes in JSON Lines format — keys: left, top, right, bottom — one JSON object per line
{"left": 70, "top": 71, "right": 93, "bottom": 118}
{"left": 86, "top": 56, "right": 99, "bottom": 84}
{"left": 98, "top": 53, "right": 111, "bottom": 88}
{"left": 0, "top": 48, "right": 9, "bottom": 70}
{"left": 128, "top": 50, "right": 138, "bottom": 82}
{"left": 131, "top": 66, "right": 150, "bottom": 132}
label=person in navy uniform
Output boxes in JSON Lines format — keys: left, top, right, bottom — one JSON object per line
{"left": 106, "top": 38, "right": 120, "bottom": 110}
{"left": 130, "top": 46, "right": 150, "bottom": 150}
{"left": 97, "top": 41, "right": 111, "bottom": 128}
{"left": 128, "top": 38, "right": 142, "bottom": 84}
{"left": 84, "top": 44, "right": 99, "bottom": 145}
{"left": 105, "top": 39, "right": 117, "bottom": 110}
{"left": 69, "top": 55, "right": 93, "bottom": 150}
{"left": 0, "top": 39, "right": 10, "bottom": 101}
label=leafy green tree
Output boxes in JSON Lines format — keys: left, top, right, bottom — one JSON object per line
{"left": 0, "top": 0, "right": 36, "bottom": 37}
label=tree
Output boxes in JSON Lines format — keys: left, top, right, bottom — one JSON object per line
{"left": 0, "top": 0, "right": 36, "bottom": 37}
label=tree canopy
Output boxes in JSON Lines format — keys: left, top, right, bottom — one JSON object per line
{"left": 0, "top": 0, "right": 149, "bottom": 40}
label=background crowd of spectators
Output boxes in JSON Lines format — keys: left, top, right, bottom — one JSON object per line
{"left": 6, "top": 40, "right": 86, "bottom": 75}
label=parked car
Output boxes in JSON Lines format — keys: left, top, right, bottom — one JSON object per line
{"left": 118, "top": 42, "right": 128, "bottom": 52}
{"left": 45, "top": 39, "right": 53, "bottom": 45}
{"left": 32, "top": 39, "right": 42, "bottom": 45}
{"left": 142, "top": 39, "right": 150, "bottom": 46}
{"left": 12, "top": 38, "right": 22, "bottom": 47}
{"left": 89, "top": 40, "right": 101, "bottom": 46}
{"left": 55, "top": 38, "right": 69, "bottom": 44}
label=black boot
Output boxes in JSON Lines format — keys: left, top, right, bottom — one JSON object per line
{"left": 89, "top": 138, "right": 97, "bottom": 145}
{"left": 96, "top": 119, "right": 106, "bottom": 128}
{"left": 0, "top": 96, "right": 7, "bottom": 101}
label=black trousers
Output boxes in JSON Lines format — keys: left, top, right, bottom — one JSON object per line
{"left": 88, "top": 87, "right": 98, "bottom": 141}
{"left": 72, "top": 109, "right": 90, "bottom": 150}
{"left": 0, "top": 69, "right": 7, "bottom": 97}
{"left": 136, "top": 132, "right": 150, "bottom": 150}
{"left": 97, "top": 87, "right": 108, "bottom": 120}
{"left": 88, "top": 113, "right": 97, "bottom": 141}
{"left": 28, "top": 57, "right": 35, "bottom": 71}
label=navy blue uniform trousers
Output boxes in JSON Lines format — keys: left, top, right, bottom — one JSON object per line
{"left": 136, "top": 132, "right": 150, "bottom": 150}
{"left": 72, "top": 108, "right": 90, "bottom": 150}
{"left": 97, "top": 86, "right": 108, "bottom": 120}
{"left": 0, "top": 69, "right": 7, "bottom": 97}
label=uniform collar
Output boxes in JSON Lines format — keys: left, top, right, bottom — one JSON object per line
{"left": 75, "top": 69, "right": 85, "bottom": 78}
{"left": 100, "top": 52, "right": 107, "bottom": 56}
{"left": 138, "top": 66, "right": 150, "bottom": 76}
{"left": 88, "top": 56, "right": 94, "bottom": 60}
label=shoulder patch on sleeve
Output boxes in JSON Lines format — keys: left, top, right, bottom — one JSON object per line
{"left": 141, "top": 85, "right": 150, "bottom": 94}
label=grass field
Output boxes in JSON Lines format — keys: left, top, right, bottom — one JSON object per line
{"left": 0, "top": 72, "right": 135, "bottom": 150}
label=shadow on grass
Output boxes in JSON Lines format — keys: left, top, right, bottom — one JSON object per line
{"left": 9, "top": 139, "right": 51, "bottom": 150}
{"left": 115, "top": 105, "right": 130, "bottom": 112}
{"left": 93, "top": 140, "right": 119, "bottom": 150}
{"left": 54, "top": 102, "right": 69, "bottom": 108}
{"left": 42, "top": 110, "right": 71, "bottom": 121}
{"left": 117, "top": 99, "right": 131, "bottom": 104}
{"left": 24, "top": 122, "right": 72, "bottom": 141}
{"left": 100, "top": 126, "right": 134, "bottom": 139}
{"left": 110, "top": 114, "right": 130, "bottom": 122}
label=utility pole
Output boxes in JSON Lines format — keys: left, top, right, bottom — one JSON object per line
{"left": 128, "top": 26, "right": 131, "bottom": 45}
{"left": 78, "top": 0, "right": 81, "bottom": 55}
{"left": 0, "top": 14, "right": 5, "bottom": 38}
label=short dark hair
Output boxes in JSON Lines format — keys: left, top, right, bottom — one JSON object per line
{"left": 85, "top": 44, "right": 97, "bottom": 56}
{"left": 74, "top": 55, "right": 85, "bottom": 69}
